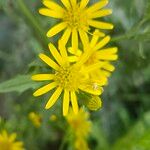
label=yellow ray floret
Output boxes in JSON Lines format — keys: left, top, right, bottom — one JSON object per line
{"left": 39, "top": 0, "right": 113, "bottom": 50}
{"left": 0, "top": 130, "right": 24, "bottom": 150}
{"left": 32, "top": 41, "right": 106, "bottom": 116}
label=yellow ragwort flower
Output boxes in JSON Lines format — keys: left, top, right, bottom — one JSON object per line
{"left": 29, "top": 112, "right": 42, "bottom": 128}
{"left": 69, "top": 30, "right": 118, "bottom": 81}
{"left": 66, "top": 108, "right": 91, "bottom": 150}
{"left": 32, "top": 40, "right": 104, "bottom": 116}
{"left": 39, "top": 0, "right": 113, "bottom": 50}
{"left": 0, "top": 130, "right": 24, "bottom": 150}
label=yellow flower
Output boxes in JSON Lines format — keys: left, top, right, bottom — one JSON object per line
{"left": 49, "top": 115, "right": 57, "bottom": 122}
{"left": 66, "top": 108, "right": 91, "bottom": 150}
{"left": 32, "top": 41, "right": 104, "bottom": 116}
{"left": 39, "top": 0, "right": 113, "bottom": 50}
{"left": 0, "top": 130, "right": 24, "bottom": 150}
{"left": 69, "top": 30, "right": 118, "bottom": 81}
{"left": 29, "top": 112, "right": 42, "bottom": 128}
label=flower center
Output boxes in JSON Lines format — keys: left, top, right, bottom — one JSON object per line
{"left": 63, "top": 4, "right": 89, "bottom": 30}
{"left": 54, "top": 65, "right": 83, "bottom": 91}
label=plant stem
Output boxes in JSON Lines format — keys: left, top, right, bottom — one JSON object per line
{"left": 16, "top": 0, "right": 49, "bottom": 49}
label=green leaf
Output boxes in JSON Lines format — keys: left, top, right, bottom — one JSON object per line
{"left": 112, "top": 112, "right": 150, "bottom": 150}
{"left": 0, "top": 75, "right": 40, "bottom": 93}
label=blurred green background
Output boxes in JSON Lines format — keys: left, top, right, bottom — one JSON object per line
{"left": 0, "top": 0, "right": 150, "bottom": 149}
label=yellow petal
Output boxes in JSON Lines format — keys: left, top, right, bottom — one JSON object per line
{"left": 70, "top": 91, "right": 78, "bottom": 114}
{"left": 99, "top": 47, "right": 118, "bottom": 54}
{"left": 61, "top": 0, "right": 71, "bottom": 9}
{"left": 68, "top": 56, "right": 78, "bottom": 62}
{"left": 48, "top": 43, "right": 64, "bottom": 65}
{"left": 39, "top": 8, "right": 63, "bottom": 18}
{"left": 89, "top": 9, "right": 112, "bottom": 18}
{"left": 79, "top": 85, "right": 103, "bottom": 95}
{"left": 45, "top": 87, "right": 63, "bottom": 109}
{"left": 63, "top": 90, "right": 70, "bottom": 116}
{"left": 61, "top": 28, "right": 71, "bottom": 45}
{"left": 68, "top": 47, "right": 82, "bottom": 56}
{"left": 88, "top": 20, "right": 114, "bottom": 30}
{"left": 95, "top": 36, "right": 110, "bottom": 50}
{"left": 58, "top": 40, "right": 68, "bottom": 62}
{"left": 90, "top": 30, "right": 104, "bottom": 47}
{"left": 72, "top": 29, "right": 78, "bottom": 53}
{"left": 85, "top": 62, "right": 106, "bottom": 73}
{"left": 86, "top": 0, "right": 108, "bottom": 13}
{"left": 43, "top": 0, "right": 64, "bottom": 12}
{"left": 32, "top": 74, "right": 54, "bottom": 81}
{"left": 77, "top": 50, "right": 91, "bottom": 66}
{"left": 96, "top": 47, "right": 118, "bottom": 61}
{"left": 103, "top": 63, "right": 115, "bottom": 71}
{"left": 79, "top": 29, "right": 89, "bottom": 49}
{"left": 80, "top": 0, "right": 89, "bottom": 9}
{"left": 39, "top": 53, "right": 59, "bottom": 70}
{"left": 97, "top": 54, "right": 118, "bottom": 60}
{"left": 47, "top": 22, "right": 67, "bottom": 37}
{"left": 33, "top": 82, "right": 57, "bottom": 97}
{"left": 70, "top": 0, "right": 76, "bottom": 6}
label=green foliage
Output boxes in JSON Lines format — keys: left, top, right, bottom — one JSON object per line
{"left": 0, "top": 75, "right": 40, "bottom": 93}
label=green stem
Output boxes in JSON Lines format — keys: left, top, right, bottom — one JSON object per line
{"left": 16, "top": 0, "right": 49, "bottom": 49}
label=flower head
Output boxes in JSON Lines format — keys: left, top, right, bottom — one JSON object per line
{"left": 29, "top": 112, "right": 42, "bottom": 128}
{"left": 69, "top": 30, "right": 118, "bottom": 81}
{"left": 66, "top": 108, "right": 91, "bottom": 150}
{"left": 39, "top": 0, "right": 113, "bottom": 50}
{"left": 32, "top": 41, "right": 105, "bottom": 116}
{"left": 0, "top": 130, "right": 24, "bottom": 150}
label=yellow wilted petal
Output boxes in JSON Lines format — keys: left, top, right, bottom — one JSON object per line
{"left": 71, "top": 91, "right": 78, "bottom": 114}
{"left": 88, "top": 20, "right": 114, "bottom": 30}
{"left": 45, "top": 87, "right": 63, "bottom": 109}
{"left": 43, "top": 0, "right": 64, "bottom": 12}
{"left": 61, "top": 0, "right": 71, "bottom": 9}
{"left": 94, "top": 36, "right": 111, "bottom": 50}
{"left": 80, "top": 0, "right": 89, "bottom": 9}
{"left": 86, "top": 0, "right": 108, "bottom": 13}
{"left": 32, "top": 74, "right": 54, "bottom": 81}
{"left": 63, "top": 90, "right": 70, "bottom": 116}
{"left": 33, "top": 82, "right": 57, "bottom": 97}
{"left": 89, "top": 9, "right": 112, "bottom": 18}
{"left": 39, "top": 53, "right": 59, "bottom": 70}
{"left": 39, "top": 8, "right": 63, "bottom": 18}
{"left": 47, "top": 22, "right": 67, "bottom": 37}
{"left": 48, "top": 43, "right": 64, "bottom": 65}
{"left": 61, "top": 28, "right": 71, "bottom": 45}
{"left": 72, "top": 29, "right": 78, "bottom": 53}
